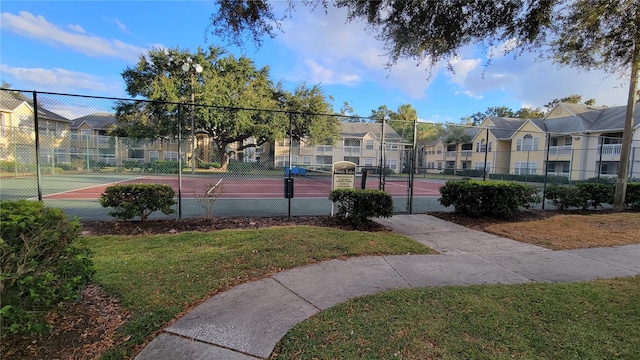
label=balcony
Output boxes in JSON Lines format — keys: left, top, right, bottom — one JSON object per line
{"left": 445, "top": 151, "right": 457, "bottom": 160}
{"left": 460, "top": 150, "right": 472, "bottom": 159}
{"left": 597, "top": 144, "right": 622, "bottom": 160}
{"left": 343, "top": 146, "right": 361, "bottom": 156}
{"left": 315, "top": 145, "right": 333, "bottom": 155}
{"left": 549, "top": 145, "right": 572, "bottom": 159}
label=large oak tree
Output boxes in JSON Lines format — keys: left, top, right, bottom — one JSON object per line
{"left": 115, "top": 46, "right": 338, "bottom": 169}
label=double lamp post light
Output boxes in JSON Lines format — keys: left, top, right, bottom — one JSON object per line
{"left": 181, "top": 58, "right": 203, "bottom": 174}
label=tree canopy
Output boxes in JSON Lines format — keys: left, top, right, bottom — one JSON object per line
{"left": 114, "top": 46, "right": 338, "bottom": 168}
{"left": 208, "top": 0, "right": 639, "bottom": 209}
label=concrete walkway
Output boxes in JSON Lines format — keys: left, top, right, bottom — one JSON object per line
{"left": 135, "top": 214, "right": 640, "bottom": 360}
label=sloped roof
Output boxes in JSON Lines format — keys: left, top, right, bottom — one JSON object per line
{"left": 71, "top": 112, "right": 117, "bottom": 130}
{"left": 0, "top": 95, "right": 70, "bottom": 122}
{"left": 543, "top": 103, "right": 640, "bottom": 134}
{"left": 486, "top": 117, "right": 526, "bottom": 139}
{"left": 340, "top": 122, "right": 402, "bottom": 141}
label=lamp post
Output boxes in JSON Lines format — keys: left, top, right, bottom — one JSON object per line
{"left": 181, "top": 57, "right": 203, "bottom": 174}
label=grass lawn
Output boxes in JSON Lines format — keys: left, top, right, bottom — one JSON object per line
{"left": 274, "top": 276, "right": 640, "bottom": 359}
{"left": 81, "top": 226, "right": 432, "bottom": 358}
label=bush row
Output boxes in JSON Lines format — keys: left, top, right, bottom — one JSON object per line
{"left": 489, "top": 173, "right": 571, "bottom": 185}
{"left": 0, "top": 200, "right": 94, "bottom": 336}
{"left": 439, "top": 180, "right": 541, "bottom": 217}
{"left": 545, "top": 182, "right": 640, "bottom": 210}
{"left": 329, "top": 189, "right": 394, "bottom": 225}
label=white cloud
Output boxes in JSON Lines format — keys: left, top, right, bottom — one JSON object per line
{"left": 1, "top": 64, "right": 122, "bottom": 95}
{"left": 66, "top": 24, "right": 85, "bottom": 33}
{"left": 104, "top": 16, "right": 127, "bottom": 33}
{"left": 0, "top": 11, "right": 146, "bottom": 62}
{"left": 441, "top": 38, "right": 629, "bottom": 108}
{"left": 275, "top": 6, "right": 436, "bottom": 99}
{"left": 447, "top": 56, "right": 482, "bottom": 85}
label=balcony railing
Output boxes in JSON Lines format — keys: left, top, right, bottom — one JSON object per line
{"left": 598, "top": 144, "right": 622, "bottom": 156}
{"left": 315, "top": 145, "right": 333, "bottom": 155}
{"left": 445, "top": 151, "right": 457, "bottom": 159}
{"left": 549, "top": 145, "right": 572, "bottom": 156}
{"left": 460, "top": 150, "right": 472, "bottom": 159}
{"left": 343, "top": 146, "right": 361, "bottom": 156}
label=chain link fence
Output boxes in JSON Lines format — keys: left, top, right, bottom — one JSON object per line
{"left": 1, "top": 89, "right": 423, "bottom": 220}
{"left": 3, "top": 89, "right": 637, "bottom": 220}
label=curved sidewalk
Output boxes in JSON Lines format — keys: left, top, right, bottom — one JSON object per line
{"left": 136, "top": 214, "right": 640, "bottom": 360}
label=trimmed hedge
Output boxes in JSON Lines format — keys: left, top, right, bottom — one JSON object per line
{"left": 329, "top": 189, "right": 394, "bottom": 225}
{"left": 489, "top": 173, "right": 570, "bottom": 185}
{"left": 439, "top": 180, "right": 541, "bottom": 217}
{"left": 99, "top": 183, "right": 176, "bottom": 221}
{"left": 545, "top": 182, "right": 640, "bottom": 210}
{"left": 0, "top": 200, "right": 94, "bottom": 336}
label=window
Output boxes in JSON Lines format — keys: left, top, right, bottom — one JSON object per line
{"left": 550, "top": 138, "right": 558, "bottom": 146}
{"left": 19, "top": 114, "right": 33, "bottom": 133}
{"left": 562, "top": 162, "right": 570, "bottom": 173}
{"left": 365, "top": 140, "right": 374, "bottom": 150}
{"left": 461, "top": 143, "right": 472, "bottom": 151}
{"left": 516, "top": 134, "right": 540, "bottom": 151}
{"left": 0, "top": 144, "right": 6, "bottom": 159}
{"left": 129, "top": 149, "right": 145, "bottom": 159}
{"left": 436, "top": 147, "right": 442, "bottom": 154}
{"left": 437, "top": 162, "right": 443, "bottom": 170}
{"left": 0, "top": 113, "right": 5, "bottom": 137}
{"left": 385, "top": 159, "right": 397, "bottom": 171}
{"left": 149, "top": 151, "right": 159, "bottom": 162}
{"left": 164, "top": 151, "right": 178, "bottom": 161}
{"left": 364, "top": 158, "right": 373, "bottom": 167}
{"left": 277, "top": 156, "right": 288, "bottom": 167}
{"left": 475, "top": 161, "right": 491, "bottom": 172}
{"left": 446, "top": 144, "right": 456, "bottom": 152}
{"left": 476, "top": 140, "right": 491, "bottom": 152}
{"left": 316, "top": 155, "right": 332, "bottom": 165}
{"left": 344, "top": 156, "right": 359, "bottom": 165}
{"left": 565, "top": 136, "right": 572, "bottom": 146}
{"left": 302, "top": 156, "right": 312, "bottom": 165}
{"left": 292, "top": 155, "right": 298, "bottom": 165}
{"left": 514, "top": 162, "right": 538, "bottom": 175}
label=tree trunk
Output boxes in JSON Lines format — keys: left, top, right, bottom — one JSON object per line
{"left": 613, "top": 37, "right": 640, "bottom": 211}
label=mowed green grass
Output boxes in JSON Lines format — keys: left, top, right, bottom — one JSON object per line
{"left": 81, "top": 226, "right": 432, "bottom": 358}
{"left": 274, "top": 276, "right": 640, "bottom": 359}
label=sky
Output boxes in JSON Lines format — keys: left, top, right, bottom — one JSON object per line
{"left": 0, "top": 1, "right": 632, "bottom": 123}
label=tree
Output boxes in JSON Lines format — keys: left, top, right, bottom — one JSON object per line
{"left": 550, "top": 0, "right": 639, "bottom": 211}
{"left": 370, "top": 104, "right": 418, "bottom": 142}
{"left": 275, "top": 82, "right": 341, "bottom": 146}
{"left": 462, "top": 106, "right": 516, "bottom": 126}
{"left": 543, "top": 94, "right": 596, "bottom": 112}
{"left": 115, "top": 46, "right": 337, "bottom": 169}
{"left": 209, "top": 0, "right": 638, "bottom": 209}
{"left": 444, "top": 124, "right": 472, "bottom": 144}
{"left": 514, "top": 107, "right": 546, "bottom": 119}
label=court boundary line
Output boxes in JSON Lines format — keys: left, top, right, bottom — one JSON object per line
{"left": 34, "top": 176, "right": 146, "bottom": 200}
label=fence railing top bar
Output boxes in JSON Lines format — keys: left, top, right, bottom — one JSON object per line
{"left": 1, "top": 88, "right": 374, "bottom": 122}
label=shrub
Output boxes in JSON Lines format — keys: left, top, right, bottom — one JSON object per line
{"left": 576, "top": 182, "right": 615, "bottom": 209}
{"left": 88, "top": 160, "right": 109, "bottom": 171}
{"left": 0, "top": 200, "right": 94, "bottom": 336}
{"left": 489, "top": 173, "right": 570, "bottom": 185}
{"left": 625, "top": 183, "right": 640, "bottom": 209}
{"left": 439, "top": 180, "right": 541, "bottom": 218}
{"left": 99, "top": 184, "right": 176, "bottom": 221}
{"left": 197, "top": 162, "right": 222, "bottom": 169}
{"left": 329, "top": 189, "right": 394, "bottom": 226}
{"left": 55, "top": 163, "right": 75, "bottom": 171}
{"left": 544, "top": 186, "right": 588, "bottom": 210}
{"left": 227, "top": 161, "right": 253, "bottom": 173}
{"left": 0, "top": 161, "right": 35, "bottom": 174}
{"left": 145, "top": 161, "right": 180, "bottom": 174}
{"left": 122, "top": 160, "right": 140, "bottom": 171}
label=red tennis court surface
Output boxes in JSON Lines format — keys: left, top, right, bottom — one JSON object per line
{"left": 42, "top": 176, "right": 442, "bottom": 199}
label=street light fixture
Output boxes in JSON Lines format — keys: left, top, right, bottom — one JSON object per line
{"left": 181, "top": 57, "right": 202, "bottom": 174}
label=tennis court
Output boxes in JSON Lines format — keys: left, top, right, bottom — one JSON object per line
{"left": 1, "top": 173, "right": 443, "bottom": 200}
{"left": 0, "top": 173, "right": 446, "bottom": 220}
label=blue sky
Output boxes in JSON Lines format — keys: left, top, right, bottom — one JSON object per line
{"left": 0, "top": 1, "right": 630, "bottom": 122}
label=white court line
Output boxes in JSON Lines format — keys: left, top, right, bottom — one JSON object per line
{"left": 33, "top": 176, "right": 146, "bottom": 200}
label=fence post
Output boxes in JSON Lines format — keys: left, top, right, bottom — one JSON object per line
{"left": 177, "top": 104, "right": 183, "bottom": 219}
{"left": 288, "top": 112, "right": 293, "bottom": 218}
{"left": 33, "top": 91, "right": 43, "bottom": 201}
{"left": 483, "top": 128, "right": 489, "bottom": 181}
{"left": 542, "top": 133, "right": 551, "bottom": 210}
{"left": 598, "top": 137, "right": 604, "bottom": 182}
